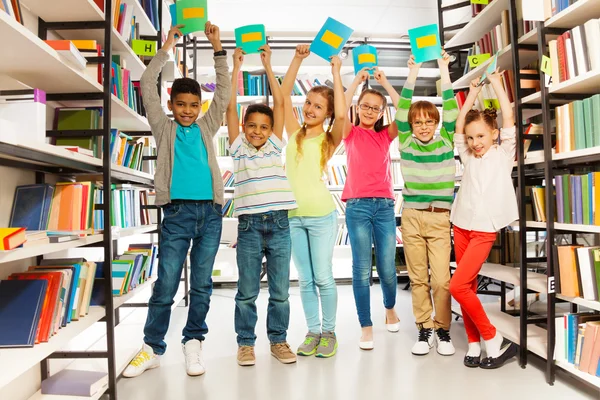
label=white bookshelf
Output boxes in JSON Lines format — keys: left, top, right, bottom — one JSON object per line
{"left": 20, "top": 0, "right": 103, "bottom": 23}
{"left": 549, "top": 69, "right": 600, "bottom": 95}
{"left": 450, "top": 261, "right": 547, "bottom": 293}
{"left": 544, "top": 0, "right": 600, "bottom": 30}
{"left": 444, "top": 0, "right": 509, "bottom": 49}
{"left": 555, "top": 294, "right": 600, "bottom": 312}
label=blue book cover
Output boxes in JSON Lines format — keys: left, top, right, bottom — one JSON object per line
{"left": 310, "top": 17, "right": 353, "bottom": 62}
{"left": 352, "top": 44, "right": 378, "bottom": 75}
{"left": 0, "top": 279, "right": 47, "bottom": 347}
{"left": 567, "top": 314, "right": 577, "bottom": 364}
{"left": 235, "top": 24, "right": 266, "bottom": 54}
{"left": 408, "top": 23, "right": 441, "bottom": 64}
{"left": 9, "top": 184, "right": 55, "bottom": 231}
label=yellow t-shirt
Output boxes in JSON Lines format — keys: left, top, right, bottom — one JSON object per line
{"left": 286, "top": 131, "right": 336, "bottom": 217}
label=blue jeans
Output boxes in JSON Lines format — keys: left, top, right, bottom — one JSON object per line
{"left": 143, "top": 201, "right": 222, "bottom": 355}
{"left": 290, "top": 211, "right": 338, "bottom": 333}
{"left": 235, "top": 210, "right": 291, "bottom": 346}
{"left": 345, "top": 198, "right": 397, "bottom": 327}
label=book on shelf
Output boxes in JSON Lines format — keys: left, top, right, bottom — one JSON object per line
{"left": 41, "top": 369, "right": 107, "bottom": 397}
{"left": 555, "top": 172, "right": 600, "bottom": 226}
{"left": 44, "top": 40, "right": 87, "bottom": 71}
{"left": 0, "top": 227, "right": 26, "bottom": 250}
{"left": 555, "top": 94, "right": 600, "bottom": 153}
{"left": 555, "top": 314, "right": 600, "bottom": 377}
{"left": 0, "top": 280, "right": 46, "bottom": 348}
{"left": 0, "top": 0, "right": 24, "bottom": 25}
{"left": 555, "top": 245, "right": 600, "bottom": 300}
{"left": 9, "top": 184, "right": 54, "bottom": 231}
{"left": 530, "top": 185, "right": 547, "bottom": 222}
{"left": 215, "top": 136, "right": 231, "bottom": 156}
{"left": 0, "top": 88, "right": 47, "bottom": 143}
{"left": 93, "top": 184, "right": 152, "bottom": 230}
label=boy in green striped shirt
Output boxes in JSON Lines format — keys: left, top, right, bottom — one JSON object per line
{"left": 395, "top": 51, "right": 459, "bottom": 356}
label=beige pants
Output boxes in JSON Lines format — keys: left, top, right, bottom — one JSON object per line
{"left": 401, "top": 208, "right": 452, "bottom": 330}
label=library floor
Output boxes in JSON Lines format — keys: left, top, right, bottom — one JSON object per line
{"left": 115, "top": 285, "right": 597, "bottom": 400}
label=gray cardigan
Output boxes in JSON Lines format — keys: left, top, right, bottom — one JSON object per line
{"left": 140, "top": 49, "right": 231, "bottom": 206}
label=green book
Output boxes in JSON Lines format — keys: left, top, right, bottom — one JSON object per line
{"left": 56, "top": 109, "right": 98, "bottom": 130}
{"left": 582, "top": 97, "right": 593, "bottom": 148}
{"left": 573, "top": 100, "right": 585, "bottom": 150}
{"left": 243, "top": 71, "right": 249, "bottom": 97}
{"left": 591, "top": 94, "right": 600, "bottom": 148}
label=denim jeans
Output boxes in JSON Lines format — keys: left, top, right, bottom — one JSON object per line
{"left": 143, "top": 201, "right": 222, "bottom": 355}
{"left": 345, "top": 198, "right": 397, "bottom": 327}
{"left": 235, "top": 210, "right": 291, "bottom": 346}
{"left": 290, "top": 211, "right": 338, "bottom": 333}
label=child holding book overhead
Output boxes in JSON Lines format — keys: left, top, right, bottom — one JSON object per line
{"left": 227, "top": 45, "right": 297, "bottom": 366}
{"left": 450, "top": 71, "right": 518, "bottom": 369}
{"left": 123, "top": 23, "right": 230, "bottom": 378}
{"left": 282, "top": 44, "right": 345, "bottom": 358}
{"left": 395, "top": 51, "right": 458, "bottom": 357}
{"left": 342, "top": 67, "right": 400, "bottom": 350}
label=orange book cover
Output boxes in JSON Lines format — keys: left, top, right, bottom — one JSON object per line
{"left": 47, "top": 185, "right": 64, "bottom": 230}
{"left": 57, "top": 184, "right": 75, "bottom": 231}
{"left": 0, "top": 227, "right": 26, "bottom": 250}
{"left": 71, "top": 184, "right": 83, "bottom": 231}
{"left": 579, "top": 321, "right": 600, "bottom": 372}
{"left": 557, "top": 245, "right": 582, "bottom": 297}
{"left": 44, "top": 40, "right": 73, "bottom": 51}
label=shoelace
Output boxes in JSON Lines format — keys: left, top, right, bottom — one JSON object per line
{"left": 436, "top": 328, "right": 451, "bottom": 343}
{"left": 418, "top": 328, "right": 433, "bottom": 342}
{"left": 274, "top": 343, "right": 292, "bottom": 354}
{"left": 303, "top": 336, "right": 317, "bottom": 346}
{"left": 130, "top": 351, "right": 151, "bottom": 367}
{"left": 239, "top": 346, "right": 254, "bottom": 358}
{"left": 319, "top": 337, "right": 331, "bottom": 348}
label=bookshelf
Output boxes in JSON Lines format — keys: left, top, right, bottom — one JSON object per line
{"left": 440, "top": 0, "right": 600, "bottom": 389}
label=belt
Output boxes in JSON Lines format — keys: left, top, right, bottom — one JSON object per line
{"left": 170, "top": 199, "right": 212, "bottom": 204}
{"left": 422, "top": 206, "right": 449, "bottom": 213}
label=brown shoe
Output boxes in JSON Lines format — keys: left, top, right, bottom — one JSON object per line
{"left": 237, "top": 346, "right": 255, "bottom": 366}
{"left": 270, "top": 342, "right": 297, "bottom": 364}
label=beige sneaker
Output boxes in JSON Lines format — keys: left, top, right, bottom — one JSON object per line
{"left": 270, "top": 342, "right": 297, "bottom": 364}
{"left": 237, "top": 346, "right": 256, "bottom": 366}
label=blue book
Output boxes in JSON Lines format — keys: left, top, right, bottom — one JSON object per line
{"left": 0, "top": 279, "right": 47, "bottom": 347}
{"left": 567, "top": 314, "right": 577, "bottom": 364}
{"left": 310, "top": 17, "right": 353, "bottom": 62}
{"left": 9, "top": 184, "right": 55, "bottom": 231}
{"left": 408, "top": 23, "right": 442, "bottom": 64}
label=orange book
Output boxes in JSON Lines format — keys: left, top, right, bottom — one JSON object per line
{"left": 71, "top": 184, "right": 83, "bottom": 231}
{"left": 557, "top": 245, "right": 583, "bottom": 297}
{"left": 47, "top": 185, "right": 64, "bottom": 230}
{"left": 588, "top": 321, "right": 600, "bottom": 374}
{"left": 579, "top": 321, "right": 600, "bottom": 372}
{"left": 44, "top": 40, "right": 74, "bottom": 51}
{"left": 0, "top": 227, "right": 26, "bottom": 250}
{"left": 57, "top": 184, "right": 75, "bottom": 231}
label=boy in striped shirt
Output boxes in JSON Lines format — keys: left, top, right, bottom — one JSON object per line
{"left": 395, "top": 51, "right": 459, "bottom": 357}
{"left": 226, "top": 46, "right": 297, "bottom": 367}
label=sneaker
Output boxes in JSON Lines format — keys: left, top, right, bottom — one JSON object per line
{"left": 270, "top": 342, "right": 297, "bottom": 364}
{"left": 297, "top": 332, "right": 321, "bottom": 356}
{"left": 411, "top": 328, "right": 434, "bottom": 356}
{"left": 316, "top": 331, "right": 338, "bottom": 358}
{"left": 435, "top": 328, "right": 456, "bottom": 356}
{"left": 123, "top": 343, "right": 160, "bottom": 378}
{"left": 182, "top": 339, "right": 205, "bottom": 376}
{"left": 237, "top": 345, "right": 256, "bottom": 366}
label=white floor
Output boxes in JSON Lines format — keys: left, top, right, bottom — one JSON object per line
{"left": 115, "top": 284, "right": 598, "bottom": 400}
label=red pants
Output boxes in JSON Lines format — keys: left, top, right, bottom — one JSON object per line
{"left": 450, "top": 226, "right": 498, "bottom": 343}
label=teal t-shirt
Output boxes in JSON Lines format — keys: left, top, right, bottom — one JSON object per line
{"left": 170, "top": 122, "right": 213, "bottom": 200}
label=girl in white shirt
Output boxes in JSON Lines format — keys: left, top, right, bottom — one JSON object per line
{"left": 449, "top": 70, "right": 518, "bottom": 370}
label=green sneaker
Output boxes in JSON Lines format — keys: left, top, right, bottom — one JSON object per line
{"left": 316, "top": 331, "right": 338, "bottom": 358}
{"left": 297, "top": 332, "right": 320, "bottom": 356}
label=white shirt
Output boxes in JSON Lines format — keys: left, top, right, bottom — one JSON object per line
{"left": 451, "top": 126, "right": 519, "bottom": 233}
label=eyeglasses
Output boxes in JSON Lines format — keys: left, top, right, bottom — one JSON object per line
{"left": 412, "top": 119, "right": 437, "bottom": 128}
{"left": 358, "top": 104, "right": 383, "bottom": 113}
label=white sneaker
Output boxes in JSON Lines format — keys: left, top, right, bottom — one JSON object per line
{"left": 183, "top": 339, "right": 205, "bottom": 376}
{"left": 435, "top": 328, "right": 456, "bottom": 356}
{"left": 123, "top": 343, "right": 160, "bottom": 378}
{"left": 411, "top": 328, "right": 434, "bottom": 355}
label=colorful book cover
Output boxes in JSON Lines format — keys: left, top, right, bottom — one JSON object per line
{"left": 408, "top": 23, "right": 441, "bottom": 64}
{"left": 310, "top": 17, "right": 353, "bottom": 62}
{"left": 235, "top": 24, "right": 266, "bottom": 54}
{"left": 352, "top": 44, "right": 378, "bottom": 75}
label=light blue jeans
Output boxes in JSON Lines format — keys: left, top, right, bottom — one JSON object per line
{"left": 290, "top": 211, "right": 338, "bottom": 333}
{"left": 345, "top": 198, "right": 397, "bottom": 327}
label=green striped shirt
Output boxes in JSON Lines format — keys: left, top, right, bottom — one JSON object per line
{"left": 395, "top": 81, "right": 459, "bottom": 210}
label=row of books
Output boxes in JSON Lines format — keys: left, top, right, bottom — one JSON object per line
{"left": 555, "top": 173, "right": 600, "bottom": 225}
{"left": 555, "top": 314, "right": 600, "bottom": 378}
{"left": 94, "top": 185, "right": 152, "bottom": 230}
{"left": 215, "top": 136, "right": 230, "bottom": 156}
{"left": 555, "top": 94, "right": 600, "bottom": 153}
{"left": 547, "top": 19, "right": 600, "bottom": 85}
{"left": 325, "top": 162, "right": 405, "bottom": 188}
{"left": 111, "top": 56, "right": 145, "bottom": 115}
{"left": 0, "top": 258, "right": 97, "bottom": 347}
{"left": 555, "top": 245, "right": 600, "bottom": 300}
{"left": 0, "top": 0, "right": 24, "bottom": 24}
{"left": 273, "top": 76, "right": 338, "bottom": 97}
{"left": 221, "top": 198, "right": 235, "bottom": 218}
{"left": 237, "top": 71, "right": 267, "bottom": 96}
{"left": 222, "top": 170, "right": 234, "bottom": 188}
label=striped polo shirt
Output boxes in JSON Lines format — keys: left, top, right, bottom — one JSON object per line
{"left": 230, "top": 135, "right": 297, "bottom": 217}
{"left": 395, "top": 81, "right": 459, "bottom": 210}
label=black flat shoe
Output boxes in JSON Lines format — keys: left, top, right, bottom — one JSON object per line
{"left": 463, "top": 354, "right": 481, "bottom": 368}
{"left": 479, "top": 340, "right": 518, "bottom": 369}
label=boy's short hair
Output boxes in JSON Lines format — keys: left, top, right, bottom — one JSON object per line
{"left": 408, "top": 101, "right": 440, "bottom": 126}
{"left": 170, "top": 77, "right": 202, "bottom": 102}
{"left": 244, "top": 104, "right": 274, "bottom": 127}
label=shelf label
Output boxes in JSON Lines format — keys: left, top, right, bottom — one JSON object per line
{"left": 483, "top": 98, "right": 500, "bottom": 110}
{"left": 548, "top": 276, "right": 555, "bottom": 294}
{"left": 468, "top": 53, "right": 490, "bottom": 68}
{"left": 541, "top": 55, "right": 552, "bottom": 76}
{"left": 471, "top": 0, "right": 489, "bottom": 4}
{"left": 132, "top": 40, "right": 157, "bottom": 57}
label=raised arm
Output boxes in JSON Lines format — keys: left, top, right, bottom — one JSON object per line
{"left": 342, "top": 69, "right": 369, "bottom": 138}
{"left": 226, "top": 48, "right": 244, "bottom": 145}
{"left": 281, "top": 45, "right": 309, "bottom": 136}
{"left": 199, "top": 21, "right": 231, "bottom": 137}
{"left": 395, "top": 54, "right": 420, "bottom": 148}
{"left": 140, "top": 25, "right": 183, "bottom": 139}
{"left": 260, "top": 45, "right": 284, "bottom": 140}
{"left": 455, "top": 79, "right": 482, "bottom": 163}
{"left": 438, "top": 50, "right": 459, "bottom": 147}
{"left": 327, "top": 56, "right": 346, "bottom": 147}
{"left": 488, "top": 70, "right": 516, "bottom": 157}
{"left": 374, "top": 68, "right": 399, "bottom": 139}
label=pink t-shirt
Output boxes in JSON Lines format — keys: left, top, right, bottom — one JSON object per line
{"left": 341, "top": 125, "right": 394, "bottom": 201}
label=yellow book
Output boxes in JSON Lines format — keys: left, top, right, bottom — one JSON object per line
{"left": 70, "top": 40, "right": 98, "bottom": 51}
{"left": 0, "top": 227, "right": 26, "bottom": 250}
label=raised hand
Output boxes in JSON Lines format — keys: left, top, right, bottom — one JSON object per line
{"left": 407, "top": 54, "right": 421, "bottom": 70}
{"left": 373, "top": 67, "right": 388, "bottom": 85}
{"left": 330, "top": 55, "right": 342, "bottom": 74}
{"left": 438, "top": 49, "right": 451, "bottom": 68}
{"left": 163, "top": 25, "right": 184, "bottom": 51}
{"left": 294, "top": 44, "right": 310, "bottom": 60}
{"left": 355, "top": 67, "right": 370, "bottom": 83}
{"left": 233, "top": 47, "right": 244, "bottom": 69}
{"left": 259, "top": 44, "right": 272, "bottom": 67}
{"left": 204, "top": 21, "right": 222, "bottom": 50}
{"left": 487, "top": 68, "right": 504, "bottom": 85}
{"left": 469, "top": 77, "right": 483, "bottom": 93}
